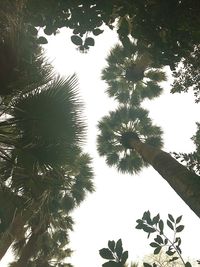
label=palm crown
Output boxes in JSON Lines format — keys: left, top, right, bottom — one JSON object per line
{"left": 101, "top": 43, "right": 167, "bottom": 105}
{"left": 0, "top": 74, "right": 85, "bottom": 168}
{"left": 97, "top": 106, "right": 163, "bottom": 174}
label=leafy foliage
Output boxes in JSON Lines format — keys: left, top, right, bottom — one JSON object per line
{"left": 136, "top": 211, "right": 189, "bottom": 266}
{"left": 102, "top": 44, "right": 166, "bottom": 105}
{"left": 100, "top": 212, "right": 196, "bottom": 267}
{"left": 99, "top": 239, "right": 128, "bottom": 267}
{"left": 97, "top": 106, "right": 163, "bottom": 174}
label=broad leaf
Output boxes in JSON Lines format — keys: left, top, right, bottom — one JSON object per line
{"left": 99, "top": 248, "right": 114, "bottom": 260}
{"left": 71, "top": 35, "right": 83, "bottom": 46}
{"left": 115, "top": 239, "right": 123, "bottom": 259}
{"left": 108, "top": 240, "right": 115, "bottom": 252}
{"left": 167, "top": 220, "right": 174, "bottom": 230}
{"left": 176, "top": 225, "right": 184, "bottom": 232}
{"left": 121, "top": 251, "right": 128, "bottom": 264}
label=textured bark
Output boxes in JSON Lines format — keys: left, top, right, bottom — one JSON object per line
{"left": 129, "top": 139, "right": 200, "bottom": 218}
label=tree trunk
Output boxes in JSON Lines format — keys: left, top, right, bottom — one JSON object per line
{"left": 129, "top": 138, "right": 200, "bottom": 218}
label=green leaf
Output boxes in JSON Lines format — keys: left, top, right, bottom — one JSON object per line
{"left": 167, "top": 220, "right": 174, "bottom": 230}
{"left": 71, "top": 35, "right": 83, "bottom": 46}
{"left": 166, "top": 250, "right": 175, "bottom": 256}
{"left": 154, "top": 235, "right": 163, "bottom": 244}
{"left": 152, "top": 214, "right": 160, "bottom": 224}
{"left": 93, "top": 28, "right": 104, "bottom": 36}
{"left": 176, "top": 225, "right": 184, "bottom": 232}
{"left": 108, "top": 240, "right": 115, "bottom": 252}
{"left": 115, "top": 239, "right": 123, "bottom": 259}
{"left": 168, "top": 214, "right": 175, "bottom": 222}
{"left": 176, "top": 215, "right": 182, "bottom": 224}
{"left": 37, "top": 36, "right": 48, "bottom": 44}
{"left": 121, "top": 251, "right": 128, "bottom": 264}
{"left": 143, "top": 225, "right": 156, "bottom": 233}
{"left": 158, "top": 220, "right": 164, "bottom": 234}
{"left": 150, "top": 242, "right": 159, "bottom": 248}
{"left": 185, "top": 262, "right": 192, "bottom": 267}
{"left": 84, "top": 37, "right": 95, "bottom": 46}
{"left": 99, "top": 248, "right": 114, "bottom": 260}
{"left": 169, "top": 257, "right": 179, "bottom": 262}
{"left": 154, "top": 246, "right": 161, "bottom": 255}
{"left": 103, "top": 261, "right": 122, "bottom": 267}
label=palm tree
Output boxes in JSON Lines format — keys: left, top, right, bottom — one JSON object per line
{"left": 0, "top": 0, "right": 52, "bottom": 98}
{"left": 0, "top": 74, "right": 85, "bottom": 169}
{"left": 101, "top": 43, "right": 167, "bottom": 105}
{"left": 0, "top": 74, "right": 93, "bottom": 259}
{"left": 10, "top": 152, "right": 94, "bottom": 267}
{"left": 97, "top": 106, "right": 200, "bottom": 219}
{"left": 0, "top": 151, "right": 94, "bottom": 262}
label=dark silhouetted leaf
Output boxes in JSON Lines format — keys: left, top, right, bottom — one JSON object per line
{"left": 93, "top": 28, "right": 104, "bottom": 36}
{"left": 167, "top": 220, "right": 174, "bottom": 230}
{"left": 99, "top": 248, "right": 114, "bottom": 260}
{"left": 143, "top": 225, "right": 156, "bottom": 233}
{"left": 185, "top": 262, "right": 192, "bottom": 267}
{"left": 158, "top": 220, "right": 164, "bottom": 234}
{"left": 103, "top": 261, "right": 122, "bottom": 267}
{"left": 85, "top": 37, "right": 95, "bottom": 46}
{"left": 115, "top": 239, "right": 123, "bottom": 259}
{"left": 169, "top": 257, "right": 179, "bottom": 262}
{"left": 152, "top": 214, "right": 160, "bottom": 224}
{"left": 71, "top": 35, "right": 83, "bottom": 46}
{"left": 168, "top": 214, "right": 175, "bottom": 222}
{"left": 176, "top": 215, "right": 182, "bottom": 224}
{"left": 150, "top": 242, "right": 159, "bottom": 248}
{"left": 37, "top": 36, "right": 48, "bottom": 44}
{"left": 154, "top": 235, "right": 163, "bottom": 244}
{"left": 121, "top": 251, "right": 128, "bottom": 264}
{"left": 108, "top": 240, "right": 115, "bottom": 252}
{"left": 154, "top": 246, "right": 161, "bottom": 255}
{"left": 176, "top": 225, "right": 184, "bottom": 232}
{"left": 166, "top": 250, "right": 175, "bottom": 256}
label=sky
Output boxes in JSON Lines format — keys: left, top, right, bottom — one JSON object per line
{"left": 1, "top": 28, "right": 200, "bottom": 266}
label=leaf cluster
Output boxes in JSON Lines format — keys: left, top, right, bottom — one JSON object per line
{"left": 136, "top": 211, "right": 192, "bottom": 267}
{"left": 99, "top": 239, "right": 128, "bottom": 267}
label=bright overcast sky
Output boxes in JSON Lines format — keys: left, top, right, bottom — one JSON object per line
{"left": 1, "top": 28, "right": 200, "bottom": 267}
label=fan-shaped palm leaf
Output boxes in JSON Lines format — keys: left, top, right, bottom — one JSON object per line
{"left": 102, "top": 44, "right": 167, "bottom": 105}
{"left": 1, "top": 74, "right": 86, "bottom": 167}
{"left": 97, "top": 106, "right": 163, "bottom": 174}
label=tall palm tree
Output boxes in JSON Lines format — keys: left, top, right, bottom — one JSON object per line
{"left": 97, "top": 106, "right": 200, "bottom": 219}
{"left": 0, "top": 74, "right": 93, "bottom": 259}
{"left": 101, "top": 44, "right": 167, "bottom": 105}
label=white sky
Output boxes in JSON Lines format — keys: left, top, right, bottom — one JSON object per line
{"left": 1, "top": 28, "right": 200, "bottom": 266}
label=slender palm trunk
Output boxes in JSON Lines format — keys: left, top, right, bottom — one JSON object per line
{"left": 129, "top": 138, "right": 200, "bottom": 218}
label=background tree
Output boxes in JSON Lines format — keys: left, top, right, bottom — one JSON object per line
{"left": 97, "top": 105, "right": 200, "bottom": 219}
{"left": 21, "top": 0, "right": 200, "bottom": 68}
{"left": 101, "top": 43, "right": 166, "bottom": 105}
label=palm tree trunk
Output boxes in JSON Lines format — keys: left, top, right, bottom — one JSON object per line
{"left": 129, "top": 138, "right": 200, "bottom": 218}
{"left": 0, "top": 213, "right": 24, "bottom": 260}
